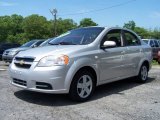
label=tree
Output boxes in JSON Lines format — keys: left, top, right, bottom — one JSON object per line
{"left": 7, "top": 33, "right": 27, "bottom": 44}
{"left": 79, "top": 18, "right": 98, "bottom": 27}
{"left": 123, "top": 20, "right": 152, "bottom": 39}
{"left": 0, "top": 16, "right": 12, "bottom": 42}
{"left": 51, "top": 18, "right": 77, "bottom": 36}
{"left": 151, "top": 28, "right": 160, "bottom": 39}
{"left": 1, "top": 14, "right": 160, "bottom": 44}
{"left": 0, "top": 15, "right": 24, "bottom": 43}
{"left": 22, "top": 14, "right": 50, "bottom": 41}
{"left": 9, "top": 14, "right": 24, "bottom": 35}
{"left": 123, "top": 20, "right": 136, "bottom": 30}
{"left": 134, "top": 27, "right": 150, "bottom": 39}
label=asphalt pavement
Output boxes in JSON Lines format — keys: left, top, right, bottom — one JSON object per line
{"left": 0, "top": 61, "right": 160, "bottom": 120}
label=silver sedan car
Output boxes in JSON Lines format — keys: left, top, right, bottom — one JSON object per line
{"left": 9, "top": 27, "right": 152, "bottom": 101}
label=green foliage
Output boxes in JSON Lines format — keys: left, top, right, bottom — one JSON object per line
{"left": 0, "top": 14, "right": 79, "bottom": 44}
{"left": 79, "top": 18, "right": 98, "bottom": 27}
{"left": 151, "top": 28, "right": 160, "bottom": 39}
{"left": 0, "top": 16, "right": 12, "bottom": 42}
{"left": 52, "top": 18, "right": 77, "bottom": 36}
{"left": 7, "top": 33, "right": 28, "bottom": 44}
{"left": 0, "top": 15, "right": 24, "bottom": 43}
{"left": 123, "top": 20, "right": 160, "bottom": 39}
{"left": 152, "top": 60, "right": 159, "bottom": 65}
{"left": 22, "top": 14, "right": 50, "bottom": 40}
{"left": 134, "top": 27, "right": 149, "bottom": 39}
{"left": 123, "top": 20, "right": 136, "bottom": 30}
{"left": 0, "top": 14, "right": 160, "bottom": 45}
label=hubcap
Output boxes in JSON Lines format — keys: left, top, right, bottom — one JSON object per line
{"left": 77, "top": 75, "right": 93, "bottom": 98}
{"left": 141, "top": 66, "right": 148, "bottom": 81}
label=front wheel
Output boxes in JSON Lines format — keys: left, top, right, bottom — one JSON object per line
{"left": 69, "top": 70, "right": 95, "bottom": 102}
{"left": 137, "top": 64, "right": 148, "bottom": 83}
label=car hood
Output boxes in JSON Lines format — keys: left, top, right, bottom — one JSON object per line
{"left": 6, "top": 47, "right": 30, "bottom": 52}
{"left": 16, "top": 45, "right": 88, "bottom": 61}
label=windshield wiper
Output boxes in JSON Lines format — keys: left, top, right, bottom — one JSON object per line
{"left": 58, "top": 42, "right": 76, "bottom": 45}
{"left": 48, "top": 42, "right": 59, "bottom": 45}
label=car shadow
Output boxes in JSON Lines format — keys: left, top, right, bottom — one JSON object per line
{"left": 92, "top": 77, "right": 155, "bottom": 100}
{"left": 14, "top": 77, "right": 155, "bottom": 106}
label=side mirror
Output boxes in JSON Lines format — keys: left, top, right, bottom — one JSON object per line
{"left": 101, "top": 41, "right": 116, "bottom": 49}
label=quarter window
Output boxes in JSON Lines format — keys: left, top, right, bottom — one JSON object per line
{"left": 124, "top": 31, "right": 141, "bottom": 46}
{"left": 150, "top": 40, "right": 155, "bottom": 47}
{"left": 154, "top": 40, "right": 159, "bottom": 47}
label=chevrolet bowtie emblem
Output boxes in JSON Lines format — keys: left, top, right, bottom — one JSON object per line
{"left": 19, "top": 60, "right": 25, "bottom": 65}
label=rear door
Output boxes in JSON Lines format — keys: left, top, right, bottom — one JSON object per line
{"left": 122, "top": 30, "right": 143, "bottom": 75}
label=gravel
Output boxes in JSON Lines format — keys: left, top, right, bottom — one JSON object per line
{"left": 0, "top": 61, "right": 160, "bottom": 120}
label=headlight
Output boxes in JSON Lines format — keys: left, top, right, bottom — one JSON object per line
{"left": 9, "top": 51, "right": 18, "bottom": 56}
{"left": 37, "top": 55, "right": 69, "bottom": 67}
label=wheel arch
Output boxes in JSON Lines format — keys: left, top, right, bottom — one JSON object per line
{"left": 137, "top": 59, "right": 150, "bottom": 75}
{"left": 142, "top": 60, "right": 150, "bottom": 71}
{"left": 72, "top": 66, "right": 97, "bottom": 85}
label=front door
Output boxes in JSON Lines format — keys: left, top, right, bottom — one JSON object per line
{"left": 99, "top": 29, "right": 126, "bottom": 82}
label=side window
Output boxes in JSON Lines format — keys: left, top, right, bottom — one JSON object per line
{"left": 124, "top": 31, "right": 141, "bottom": 46}
{"left": 101, "top": 29, "right": 122, "bottom": 47}
{"left": 154, "top": 40, "right": 159, "bottom": 47}
{"left": 150, "top": 40, "right": 155, "bottom": 47}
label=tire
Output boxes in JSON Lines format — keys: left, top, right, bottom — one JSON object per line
{"left": 137, "top": 64, "right": 148, "bottom": 83}
{"left": 69, "top": 70, "right": 96, "bottom": 102}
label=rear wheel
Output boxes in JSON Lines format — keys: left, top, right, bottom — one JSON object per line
{"left": 137, "top": 64, "right": 148, "bottom": 83}
{"left": 69, "top": 70, "right": 95, "bottom": 102}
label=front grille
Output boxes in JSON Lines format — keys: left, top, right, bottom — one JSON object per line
{"left": 36, "top": 82, "right": 53, "bottom": 90}
{"left": 14, "top": 57, "right": 35, "bottom": 69}
{"left": 14, "top": 63, "right": 31, "bottom": 69}
{"left": 13, "top": 78, "right": 27, "bottom": 86}
{"left": 15, "top": 57, "right": 34, "bottom": 62}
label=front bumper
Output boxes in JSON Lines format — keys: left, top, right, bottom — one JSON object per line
{"left": 9, "top": 62, "right": 69, "bottom": 94}
{"left": 2, "top": 55, "right": 14, "bottom": 62}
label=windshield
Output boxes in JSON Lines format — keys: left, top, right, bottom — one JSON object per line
{"left": 40, "top": 38, "right": 55, "bottom": 47}
{"left": 21, "top": 40, "right": 36, "bottom": 47}
{"left": 49, "top": 27, "right": 104, "bottom": 45}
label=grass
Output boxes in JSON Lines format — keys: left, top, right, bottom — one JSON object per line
{"left": 152, "top": 60, "right": 159, "bottom": 65}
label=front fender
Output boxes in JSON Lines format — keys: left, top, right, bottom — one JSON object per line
{"left": 64, "top": 57, "right": 99, "bottom": 92}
